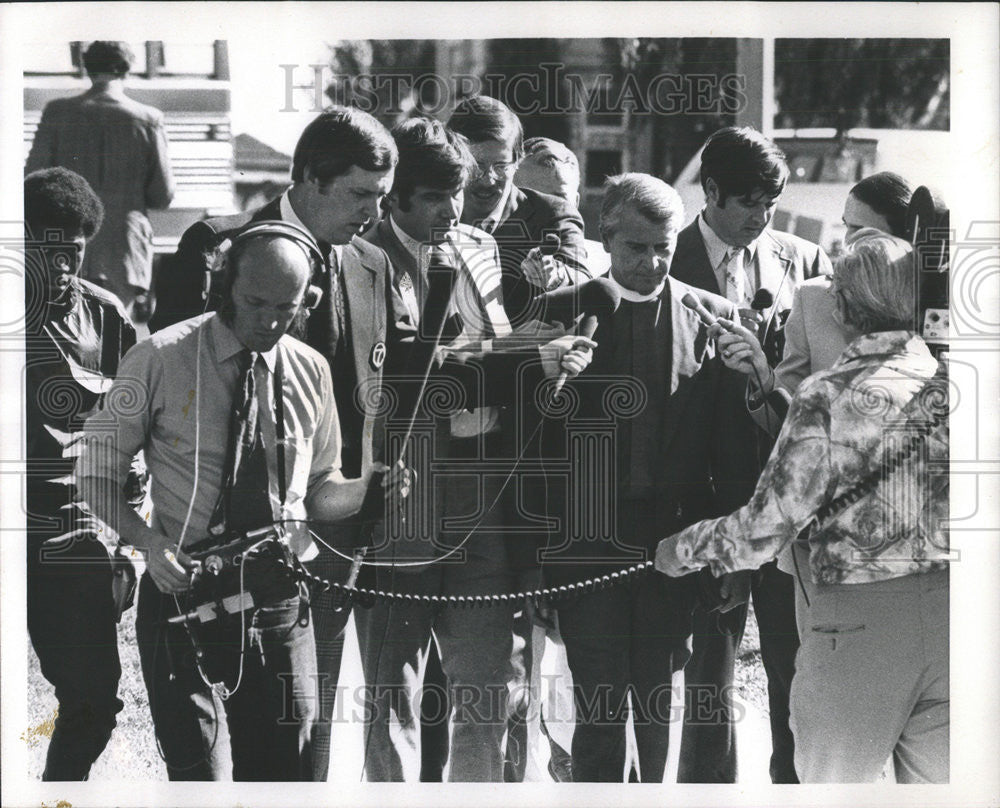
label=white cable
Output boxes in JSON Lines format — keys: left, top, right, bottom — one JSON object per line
{"left": 172, "top": 298, "right": 209, "bottom": 660}
{"left": 306, "top": 416, "right": 547, "bottom": 568}
{"left": 189, "top": 537, "right": 270, "bottom": 698}
{"left": 177, "top": 305, "right": 209, "bottom": 551}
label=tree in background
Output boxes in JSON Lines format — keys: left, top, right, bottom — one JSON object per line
{"left": 774, "top": 39, "right": 950, "bottom": 132}
{"left": 612, "top": 37, "right": 738, "bottom": 181}
{"left": 326, "top": 39, "right": 437, "bottom": 127}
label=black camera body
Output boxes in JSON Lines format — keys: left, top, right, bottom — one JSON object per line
{"left": 170, "top": 526, "right": 300, "bottom": 626}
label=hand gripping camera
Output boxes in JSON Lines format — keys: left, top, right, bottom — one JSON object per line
{"left": 168, "top": 525, "right": 300, "bottom": 626}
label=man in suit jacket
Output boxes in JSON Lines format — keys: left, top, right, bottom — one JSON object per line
{"left": 668, "top": 126, "right": 831, "bottom": 784}
{"left": 448, "top": 96, "right": 591, "bottom": 326}
{"left": 26, "top": 41, "right": 174, "bottom": 318}
{"left": 150, "top": 106, "right": 398, "bottom": 782}
{"left": 359, "top": 117, "right": 593, "bottom": 782}
{"left": 717, "top": 228, "right": 912, "bottom": 436}
{"left": 539, "top": 173, "right": 754, "bottom": 781}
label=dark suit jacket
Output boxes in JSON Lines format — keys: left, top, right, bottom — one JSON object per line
{"left": 670, "top": 221, "right": 830, "bottom": 352}
{"left": 365, "top": 218, "right": 565, "bottom": 565}
{"left": 151, "top": 196, "right": 395, "bottom": 471}
{"left": 670, "top": 219, "right": 831, "bottom": 471}
{"left": 489, "top": 185, "right": 590, "bottom": 327}
{"left": 538, "top": 276, "right": 755, "bottom": 582}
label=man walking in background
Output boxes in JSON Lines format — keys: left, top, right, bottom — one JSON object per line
{"left": 27, "top": 41, "right": 175, "bottom": 321}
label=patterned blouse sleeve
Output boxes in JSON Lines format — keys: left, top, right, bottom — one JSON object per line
{"left": 675, "top": 376, "right": 841, "bottom": 576}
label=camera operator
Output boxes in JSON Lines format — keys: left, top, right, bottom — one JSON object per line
{"left": 77, "top": 224, "right": 409, "bottom": 780}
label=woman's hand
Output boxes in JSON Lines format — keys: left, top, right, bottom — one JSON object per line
{"left": 710, "top": 318, "right": 771, "bottom": 384}
{"left": 654, "top": 534, "right": 700, "bottom": 578}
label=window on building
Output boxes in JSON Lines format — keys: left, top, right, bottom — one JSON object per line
{"left": 585, "top": 150, "right": 622, "bottom": 188}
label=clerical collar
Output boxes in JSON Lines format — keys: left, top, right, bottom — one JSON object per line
{"left": 607, "top": 269, "right": 666, "bottom": 302}
{"left": 281, "top": 191, "right": 341, "bottom": 265}
{"left": 697, "top": 212, "right": 759, "bottom": 268}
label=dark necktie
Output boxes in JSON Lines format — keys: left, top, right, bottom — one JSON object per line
{"left": 208, "top": 350, "right": 273, "bottom": 538}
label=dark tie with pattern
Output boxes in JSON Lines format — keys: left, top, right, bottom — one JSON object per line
{"left": 208, "top": 349, "right": 273, "bottom": 538}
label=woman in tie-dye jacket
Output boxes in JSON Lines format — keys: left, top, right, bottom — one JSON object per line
{"left": 656, "top": 236, "right": 949, "bottom": 784}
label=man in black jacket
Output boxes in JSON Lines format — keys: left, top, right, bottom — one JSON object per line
{"left": 541, "top": 172, "right": 753, "bottom": 781}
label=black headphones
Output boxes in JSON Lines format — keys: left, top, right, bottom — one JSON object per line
{"left": 212, "top": 220, "right": 325, "bottom": 311}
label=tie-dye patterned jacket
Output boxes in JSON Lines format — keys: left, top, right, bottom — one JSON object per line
{"left": 669, "top": 331, "right": 949, "bottom": 585}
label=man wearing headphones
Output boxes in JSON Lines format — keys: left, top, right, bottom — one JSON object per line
{"left": 78, "top": 223, "right": 409, "bottom": 780}
{"left": 152, "top": 106, "right": 399, "bottom": 780}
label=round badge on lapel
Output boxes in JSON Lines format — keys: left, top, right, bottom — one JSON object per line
{"left": 369, "top": 341, "right": 386, "bottom": 370}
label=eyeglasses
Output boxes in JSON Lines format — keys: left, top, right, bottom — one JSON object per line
{"left": 471, "top": 160, "right": 518, "bottom": 181}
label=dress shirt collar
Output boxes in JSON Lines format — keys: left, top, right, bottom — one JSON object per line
{"left": 477, "top": 183, "right": 514, "bottom": 234}
{"left": 389, "top": 215, "right": 426, "bottom": 265}
{"left": 607, "top": 267, "right": 666, "bottom": 302}
{"left": 209, "top": 313, "right": 278, "bottom": 373}
{"left": 698, "top": 212, "right": 759, "bottom": 268}
{"left": 281, "top": 191, "right": 341, "bottom": 266}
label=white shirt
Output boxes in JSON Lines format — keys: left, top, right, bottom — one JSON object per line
{"left": 608, "top": 268, "right": 666, "bottom": 302}
{"left": 79, "top": 313, "right": 341, "bottom": 559}
{"left": 389, "top": 215, "right": 426, "bottom": 264}
{"left": 698, "top": 213, "right": 759, "bottom": 304}
{"left": 281, "top": 191, "right": 343, "bottom": 266}
{"left": 476, "top": 183, "right": 513, "bottom": 234}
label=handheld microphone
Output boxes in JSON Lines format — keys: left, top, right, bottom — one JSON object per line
{"left": 738, "top": 288, "right": 775, "bottom": 336}
{"left": 681, "top": 291, "right": 720, "bottom": 328}
{"left": 750, "top": 288, "right": 774, "bottom": 312}
{"left": 549, "top": 277, "right": 621, "bottom": 400}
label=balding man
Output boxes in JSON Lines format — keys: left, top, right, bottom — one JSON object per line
{"left": 78, "top": 223, "right": 407, "bottom": 780}
{"left": 514, "top": 136, "right": 611, "bottom": 278}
